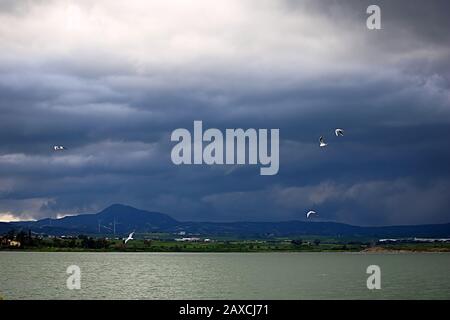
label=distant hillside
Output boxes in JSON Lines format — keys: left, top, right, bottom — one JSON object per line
{"left": 2, "top": 204, "right": 450, "bottom": 239}
{"left": 179, "top": 221, "right": 450, "bottom": 238}
{"left": 0, "top": 222, "right": 11, "bottom": 234}
{"left": 8, "top": 204, "right": 178, "bottom": 236}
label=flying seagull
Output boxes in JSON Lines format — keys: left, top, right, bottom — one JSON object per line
{"left": 335, "top": 128, "right": 344, "bottom": 137}
{"left": 319, "top": 136, "right": 327, "bottom": 147}
{"left": 53, "top": 145, "right": 66, "bottom": 151}
{"left": 306, "top": 210, "right": 317, "bottom": 218}
{"left": 124, "top": 232, "right": 134, "bottom": 244}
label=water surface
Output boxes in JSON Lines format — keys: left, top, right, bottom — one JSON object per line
{"left": 0, "top": 252, "right": 449, "bottom": 299}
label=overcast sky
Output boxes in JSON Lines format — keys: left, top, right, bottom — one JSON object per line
{"left": 0, "top": 0, "right": 449, "bottom": 225}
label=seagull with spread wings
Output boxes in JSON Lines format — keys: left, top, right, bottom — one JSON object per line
{"left": 306, "top": 210, "right": 317, "bottom": 218}
{"left": 124, "top": 231, "right": 135, "bottom": 244}
{"left": 319, "top": 136, "right": 327, "bottom": 147}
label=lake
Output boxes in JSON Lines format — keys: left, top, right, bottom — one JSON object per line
{"left": 0, "top": 252, "right": 449, "bottom": 299}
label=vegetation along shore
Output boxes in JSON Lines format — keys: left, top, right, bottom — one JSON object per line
{"left": 1, "top": 230, "right": 449, "bottom": 253}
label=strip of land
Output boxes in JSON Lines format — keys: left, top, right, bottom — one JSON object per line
{"left": 2, "top": 236, "right": 450, "bottom": 253}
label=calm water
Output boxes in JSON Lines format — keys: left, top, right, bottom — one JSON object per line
{"left": 0, "top": 252, "right": 449, "bottom": 300}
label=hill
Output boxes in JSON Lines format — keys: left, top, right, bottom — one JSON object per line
{"left": 2, "top": 204, "right": 450, "bottom": 239}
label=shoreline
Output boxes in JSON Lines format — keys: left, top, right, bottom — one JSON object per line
{"left": 1, "top": 247, "right": 450, "bottom": 254}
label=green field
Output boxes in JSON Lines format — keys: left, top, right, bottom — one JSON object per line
{"left": 2, "top": 232, "right": 450, "bottom": 252}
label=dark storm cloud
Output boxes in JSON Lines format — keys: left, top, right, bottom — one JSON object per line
{"left": 0, "top": 0, "right": 449, "bottom": 225}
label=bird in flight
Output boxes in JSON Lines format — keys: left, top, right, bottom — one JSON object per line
{"left": 53, "top": 145, "right": 66, "bottom": 151}
{"left": 319, "top": 136, "right": 327, "bottom": 147}
{"left": 124, "top": 231, "right": 134, "bottom": 244}
{"left": 306, "top": 210, "right": 317, "bottom": 218}
{"left": 335, "top": 128, "right": 344, "bottom": 137}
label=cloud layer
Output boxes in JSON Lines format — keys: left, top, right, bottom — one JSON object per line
{"left": 1, "top": 0, "right": 449, "bottom": 225}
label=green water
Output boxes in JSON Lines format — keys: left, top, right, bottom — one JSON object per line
{"left": 0, "top": 252, "right": 449, "bottom": 299}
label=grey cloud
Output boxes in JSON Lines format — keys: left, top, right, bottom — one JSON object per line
{"left": 0, "top": 0, "right": 449, "bottom": 225}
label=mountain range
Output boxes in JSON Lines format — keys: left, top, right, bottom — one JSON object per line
{"left": 1, "top": 204, "right": 450, "bottom": 239}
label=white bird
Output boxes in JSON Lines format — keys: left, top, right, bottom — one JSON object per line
{"left": 319, "top": 136, "right": 327, "bottom": 147}
{"left": 306, "top": 210, "right": 317, "bottom": 218}
{"left": 53, "top": 145, "right": 66, "bottom": 151}
{"left": 124, "top": 232, "right": 134, "bottom": 244}
{"left": 335, "top": 128, "right": 344, "bottom": 137}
